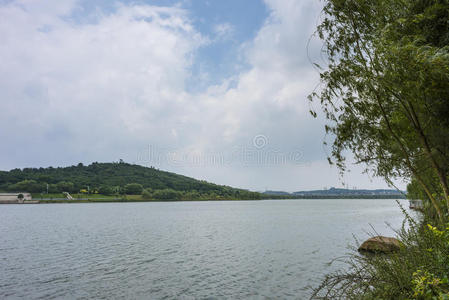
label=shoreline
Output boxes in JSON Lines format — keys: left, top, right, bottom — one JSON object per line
{"left": 1, "top": 197, "right": 407, "bottom": 204}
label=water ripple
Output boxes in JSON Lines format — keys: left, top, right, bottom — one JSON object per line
{"left": 0, "top": 200, "right": 407, "bottom": 299}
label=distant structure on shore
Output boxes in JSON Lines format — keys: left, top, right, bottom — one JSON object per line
{"left": 409, "top": 199, "right": 423, "bottom": 210}
{"left": 0, "top": 193, "right": 38, "bottom": 204}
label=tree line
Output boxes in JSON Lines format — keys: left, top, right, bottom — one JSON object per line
{"left": 0, "top": 162, "right": 261, "bottom": 200}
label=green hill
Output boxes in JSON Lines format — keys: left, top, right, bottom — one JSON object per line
{"left": 0, "top": 162, "right": 261, "bottom": 200}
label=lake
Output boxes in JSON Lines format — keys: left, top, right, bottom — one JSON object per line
{"left": 0, "top": 199, "right": 408, "bottom": 299}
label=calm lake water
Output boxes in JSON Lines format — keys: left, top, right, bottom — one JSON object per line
{"left": 0, "top": 199, "right": 408, "bottom": 299}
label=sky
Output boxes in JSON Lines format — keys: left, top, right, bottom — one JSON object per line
{"left": 0, "top": 0, "right": 406, "bottom": 192}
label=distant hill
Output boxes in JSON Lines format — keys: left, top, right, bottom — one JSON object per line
{"left": 264, "top": 187, "right": 405, "bottom": 199}
{"left": 263, "top": 190, "right": 291, "bottom": 196}
{"left": 293, "top": 187, "right": 404, "bottom": 196}
{"left": 0, "top": 163, "right": 406, "bottom": 200}
{"left": 0, "top": 162, "right": 260, "bottom": 199}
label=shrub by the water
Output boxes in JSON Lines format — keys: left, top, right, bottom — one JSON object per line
{"left": 152, "top": 189, "right": 182, "bottom": 201}
{"left": 124, "top": 183, "right": 143, "bottom": 195}
{"left": 311, "top": 207, "right": 449, "bottom": 299}
{"left": 141, "top": 188, "right": 153, "bottom": 200}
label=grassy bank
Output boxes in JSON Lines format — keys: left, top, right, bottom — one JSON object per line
{"left": 31, "top": 193, "right": 406, "bottom": 203}
{"left": 312, "top": 207, "right": 449, "bottom": 299}
{"left": 33, "top": 193, "right": 119, "bottom": 199}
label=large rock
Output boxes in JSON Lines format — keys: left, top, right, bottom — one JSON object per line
{"left": 358, "top": 236, "right": 401, "bottom": 253}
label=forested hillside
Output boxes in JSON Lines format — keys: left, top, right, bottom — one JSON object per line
{"left": 0, "top": 162, "right": 261, "bottom": 199}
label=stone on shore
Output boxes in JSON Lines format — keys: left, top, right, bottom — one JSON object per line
{"left": 358, "top": 236, "right": 401, "bottom": 253}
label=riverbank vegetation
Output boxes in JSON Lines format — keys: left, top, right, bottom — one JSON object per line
{"left": 0, "top": 162, "right": 262, "bottom": 200}
{"left": 313, "top": 209, "right": 449, "bottom": 299}
{"left": 1, "top": 162, "right": 403, "bottom": 201}
{"left": 310, "top": 0, "right": 449, "bottom": 298}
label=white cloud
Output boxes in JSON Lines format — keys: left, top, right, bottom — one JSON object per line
{"left": 213, "top": 22, "right": 234, "bottom": 41}
{"left": 0, "top": 0, "right": 400, "bottom": 191}
{"left": 0, "top": 0, "right": 204, "bottom": 164}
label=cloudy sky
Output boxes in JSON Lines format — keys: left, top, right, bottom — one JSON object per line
{"left": 0, "top": 0, "right": 405, "bottom": 192}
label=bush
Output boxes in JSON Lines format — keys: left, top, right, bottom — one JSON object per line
{"left": 183, "top": 190, "right": 200, "bottom": 200}
{"left": 56, "top": 181, "right": 76, "bottom": 193}
{"left": 48, "top": 184, "right": 58, "bottom": 193}
{"left": 152, "top": 189, "right": 182, "bottom": 200}
{"left": 312, "top": 207, "right": 449, "bottom": 299}
{"left": 8, "top": 180, "right": 45, "bottom": 193}
{"left": 141, "top": 188, "right": 153, "bottom": 200}
{"left": 124, "top": 183, "right": 143, "bottom": 195}
{"left": 412, "top": 270, "right": 449, "bottom": 299}
{"left": 98, "top": 185, "right": 113, "bottom": 195}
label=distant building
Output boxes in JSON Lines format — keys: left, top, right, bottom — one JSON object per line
{"left": 0, "top": 193, "right": 33, "bottom": 204}
{"left": 409, "top": 199, "right": 423, "bottom": 210}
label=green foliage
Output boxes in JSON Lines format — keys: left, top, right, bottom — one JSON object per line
{"left": 56, "top": 181, "right": 76, "bottom": 193}
{"left": 0, "top": 162, "right": 262, "bottom": 199}
{"left": 408, "top": 178, "right": 429, "bottom": 201}
{"left": 152, "top": 189, "right": 182, "bottom": 200}
{"left": 98, "top": 185, "right": 114, "bottom": 195}
{"left": 48, "top": 184, "right": 59, "bottom": 193}
{"left": 412, "top": 270, "right": 449, "bottom": 300}
{"left": 9, "top": 180, "right": 45, "bottom": 193}
{"left": 312, "top": 1, "right": 449, "bottom": 298}
{"left": 311, "top": 0, "right": 449, "bottom": 219}
{"left": 140, "top": 187, "right": 264, "bottom": 201}
{"left": 124, "top": 183, "right": 143, "bottom": 195}
{"left": 313, "top": 211, "right": 449, "bottom": 299}
{"left": 141, "top": 188, "right": 153, "bottom": 200}
{"left": 411, "top": 226, "right": 449, "bottom": 300}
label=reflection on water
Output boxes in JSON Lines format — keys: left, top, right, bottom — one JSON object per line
{"left": 0, "top": 199, "right": 408, "bottom": 299}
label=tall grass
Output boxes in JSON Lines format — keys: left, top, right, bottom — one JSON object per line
{"left": 311, "top": 203, "right": 449, "bottom": 299}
